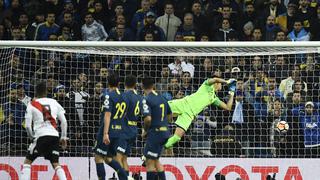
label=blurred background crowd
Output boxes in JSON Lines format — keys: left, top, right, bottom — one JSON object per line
{"left": 0, "top": 0, "right": 320, "bottom": 41}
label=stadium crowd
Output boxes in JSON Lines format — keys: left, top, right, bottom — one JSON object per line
{"left": 0, "top": 0, "right": 320, "bottom": 41}
{"left": 0, "top": 0, "right": 320, "bottom": 159}
{"left": 0, "top": 47, "right": 319, "bottom": 158}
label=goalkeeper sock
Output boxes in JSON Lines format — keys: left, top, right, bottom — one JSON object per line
{"left": 158, "top": 171, "right": 166, "bottom": 180}
{"left": 96, "top": 163, "right": 106, "bottom": 180}
{"left": 55, "top": 166, "right": 67, "bottom": 180}
{"left": 108, "top": 160, "right": 127, "bottom": 180}
{"left": 147, "top": 172, "right": 157, "bottom": 180}
{"left": 21, "top": 164, "right": 31, "bottom": 180}
{"left": 165, "top": 135, "right": 181, "bottom": 148}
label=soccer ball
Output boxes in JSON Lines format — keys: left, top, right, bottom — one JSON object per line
{"left": 275, "top": 121, "right": 289, "bottom": 133}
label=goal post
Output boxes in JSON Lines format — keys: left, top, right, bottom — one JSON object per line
{"left": 0, "top": 41, "right": 319, "bottom": 159}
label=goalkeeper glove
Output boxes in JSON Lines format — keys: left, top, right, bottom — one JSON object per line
{"left": 227, "top": 79, "right": 237, "bottom": 95}
{"left": 227, "top": 78, "right": 236, "bottom": 85}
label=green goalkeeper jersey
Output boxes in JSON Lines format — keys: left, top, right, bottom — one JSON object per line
{"left": 184, "top": 79, "right": 222, "bottom": 115}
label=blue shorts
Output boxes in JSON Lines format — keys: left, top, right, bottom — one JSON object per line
{"left": 94, "top": 137, "right": 121, "bottom": 157}
{"left": 117, "top": 137, "right": 136, "bottom": 156}
{"left": 143, "top": 131, "right": 169, "bottom": 159}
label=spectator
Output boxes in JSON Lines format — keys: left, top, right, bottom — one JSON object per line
{"left": 53, "top": 84, "right": 77, "bottom": 153}
{"left": 286, "top": 80, "right": 307, "bottom": 104}
{"left": 311, "top": 6, "right": 320, "bottom": 40}
{"left": 86, "top": 82, "right": 104, "bottom": 146}
{"left": 3, "top": 88, "right": 27, "bottom": 153}
{"left": 300, "top": 101, "right": 320, "bottom": 157}
{"left": 287, "top": 91, "right": 305, "bottom": 110}
{"left": 244, "top": 68, "right": 268, "bottom": 105}
{"left": 17, "top": 12, "right": 28, "bottom": 40}
{"left": 250, "top": 55, "right": 263, "bottom": 72}
{"left": 81, "top": 12, "right": 108, "bottom": 41}
{"left": 241, "top": 2, "right": 262, "bottom": 30}
{"left": 200, "top": 34, "right": 209, "bottom": 41}
{"left": 300, "top": 54, "right": 320, "bottom": 101}
{"left": 155, "top": 2, "right": 182, "bottom": 41}
{"left": 16, "top": 84, "right": 31, "bottom": 106}
{"left": 66, "top": 78, "right": 90, "bottom": 146}
{"left": 255, "top": 76, "right": 283, "bottom": 119}
{"left": 191, "top": 1, "right": 208, "bottom": 34}
{"left": 190, "top": 108, "right": 216, "bottom": 156}
{"left": 211, "top": 5, "right": 239, "bottom": 32}
{"left": 1, "top": 0, "right": 23, "bottom": 25}
{"left": 194, "top": 57, "right": 213, "bottom": 85}
{"left": 277, "top": 3, "right": 297, "bottom": 33}
{"left": 279, "top": 65, "right": 307, "bottom": 99}
{"left": 264, "top": 16, "right": 281, "bottom": 41}
{"left": 131, "top": 0, "right": 151, "bottom": 32}
{"left": 58, "top": 24, "right": 73, "bottom": 41}
{"left": 212, "top": 18, "right": 238, "bottom": 41}
{"left": 168, "top": 53, "right": 195, "bottom": 77}
{"left": 108, "top": 23, "right": 135, "bottom": 41}
{"left": 180, "top": 71, "right": 194, "bottom": 96}
{"left": 287, "top": 20, "right": 311, "bottom": 41}
{"left": 108, "top": 3, "right": 125, "bottom": 29}
{"left": 252, "top": 28, "right": 264, "bottom": 41}
{"left": 26, "top": 11, "right": 45, "bottom": 40}
{"left": 58, "top": 0, "right": 80, "bottom": 24}
{"left": 175, "top": 13, "right": 199, "bottom": 41}
{"left": 296, "top": 0, "right": 317, "bottom": 32}
{"left": 0, "top": 24, "right": 9, "bottom": 40}
{"left": 98, "top": 67, "right": 109, "bottom": 86}
{"left": 143, "top": 31, "right": 155, "bottom": 41}
{"left": 60, "top": 12, "right": 82, "bottom": 40}
{"left": 78, "top": 72, "right": 91, "bottom": 92}
{"left": 241, "top": 21, "right": 254, "bottom": 41}
{"left": 156, "top": 65, "right": 171, "bottom": 92}
{"left": 231, "top": 79, "right": 253, "bottom": 141}
{"left": 137, "top": 11, "right": 165, "bottom": 41}
{"left": 265, "top": 55, "right": 289, "bottom": 83}
{"left": 161, "top": 76, "right": 180, "bottom": 101}
{"left": 274, "top": 30, "right": 288, "bottom": 41}
{"left": 34, "top": 12, "right": 60, "bottom": 40}
{"left": 92, "top": 1, "right": 109, "bottom": 30}
{"left": 262, "top": 0, "right": 286, "bottom": 18}
{"left": 269, "top": 99, "right": 288, "bottom": 157}
{"left": 10, "top": 26, "right": 22, "bottom": 40}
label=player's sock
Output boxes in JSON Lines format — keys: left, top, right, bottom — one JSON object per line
{"left": 147, "top": 171, "right": 157, "bottom": 180}
{"left": 21, "top": 164, "right": 31, "bottom": 180}
{"left": 55, "top": 166, "right": 67, "bottom": 180}
{"left": 158, "top": 171, "right": 166, "bottom": 180}
{"left": 96, "top": 163, "right": 106, "bottom": 180}
{"left": 108, "top": 160, "right": 127, "bottom": 180}
{"left": 164, "top": 134, "right": 181, "bottom": 148}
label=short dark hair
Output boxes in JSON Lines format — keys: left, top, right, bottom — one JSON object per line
{"left": 107, "top": 73, "right": 119, "bottom": 87}
{"left": 142, "top": 76, "right": 154, "bottom": 89}
{"left": 125, "top": 75, "right": 137, "bottom": 88}
{"left": 35, "top": 81, "right": 47, "bottom": 98}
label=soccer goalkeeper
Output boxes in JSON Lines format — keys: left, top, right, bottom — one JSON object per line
{"left": 164, "top": 77, "right": 236, "bottom": 149}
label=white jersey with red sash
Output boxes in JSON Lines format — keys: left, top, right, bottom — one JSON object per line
{"left": 25, "top": 98, "right": 66, "bottom": 139}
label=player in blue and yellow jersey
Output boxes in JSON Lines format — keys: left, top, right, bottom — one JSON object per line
{"left": 142, "top": 76, "right": 171, "bottom": 180}
{"left": 115, "top": 75, "right": 148, "bottom": 176}
{"left": 94, "top": 73, "right": 131, "bottom": 180}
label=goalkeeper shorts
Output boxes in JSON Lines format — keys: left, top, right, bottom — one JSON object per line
{"left": 168, "top": 99, "right": 195, "bottom": 131}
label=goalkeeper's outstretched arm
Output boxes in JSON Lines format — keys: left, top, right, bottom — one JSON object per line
{"left": 218, "top": 93, "right": 235, "bottom": 111}
{"left": 207, "top": 77, "right": 228, "bottom": 85}
{"left": 207, "top": 77, "right": 236, "bottom": 111}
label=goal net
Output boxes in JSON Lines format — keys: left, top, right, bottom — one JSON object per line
{"left": 0, "top": 42, "right": 319, "bottom": 159}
